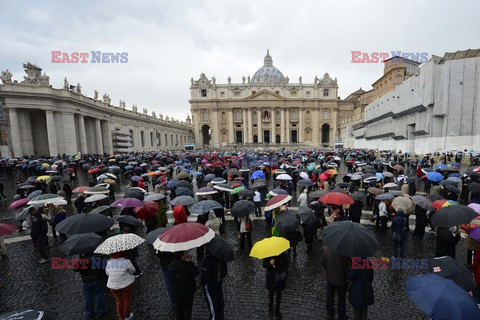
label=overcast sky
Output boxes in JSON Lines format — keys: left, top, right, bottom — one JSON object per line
{"left": 1, "top": 0, "right": 478, "bottom": 121}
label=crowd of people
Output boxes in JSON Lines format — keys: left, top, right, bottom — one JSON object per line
{"left": 1, "top": 148, "right": 480, "bottom": 320}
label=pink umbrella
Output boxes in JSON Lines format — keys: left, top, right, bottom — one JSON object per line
{"left": 111, "top": 198, "right": 145, "bottom": 209}
{"left": 8, "top": 198, "right": 30, "bottom": 210}
{"left": 468, "top": 203, "right": 480, "bottom": 214}
{"left": 0, "top": 223, "right": 18, "bottom": 236}
{"left": 319, "top": 172, "right": 329, "bottom": 181}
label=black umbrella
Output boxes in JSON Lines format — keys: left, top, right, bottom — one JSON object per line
{"left": 0, "top": 309, "right": 58, "bottom": 320}
{"left": 176, "top": 180, "right": 192, "bottom": 189}
{"left": 307, "top": 190, "right": 328, "bottom": 202}
{"left": 231, "top": 200, "right": 255, "bottom": 218}
{"left": 124, "top": 188, "right": 145, "bottom": 200}
{"left": 431, "top": 255, "right": 480, "bottom": 300}
{"left": 207, "top": 234, "right": 234, "bottom": 262}
{"left": 276, "top": 210, "right": 301, "bottom": 234}
{"left": 309, "top": 200, "right": 325, "bottom": 211}
{"left": 117, "top": 215, "right": 144, "bottom": 227}
{"left": 469, "top": 182, "right": 480, "bottom": 193}
{"left": 431, "top": 206, "right": 478, "bottom": 228}
{"left": 298, "top": 179, "right": 314, "bottom": 187}
{"left": 58, "top": 233, "right": 104, "bottom": 255}
{"left": 375, "top": 193, "right": 395, "bottom": 201}
{"left": 170, "top": 195, "right": 195, "bottom": 206}
{"left": 238, "top": 189, "right": 255, "bottom": 199}
{"left": 297, "top": 207, "right": 316, "bottom": 227}
{"left": 251, "top": 182, "right": 266, "bottom": 189}
{"left": 426, "top": 194, "right": 444, "bottom": 201}
{"left": 350, "top": 192, "right": 366, "bottom": 202}
{"left": 89, "top": 205, "right": 113, "bottom": 216}
{"left": 189, "top": 200, "right": 223, "bottom": 215}
{"left": 56, "top": 213, "right": 114, "bottom": 235}
{"left": 336, "top": 182, "right": 350, "bottom": 189}
{"left": 440, "top": 179, "right": 458, "bottom": 187}
{"left": 146, "top": 227, "right": 169, "bottom": 245}
{"left": 322, "top": 221, "right": 379, "bottom": 257}
{"left": 411, "top": 195, "right": 433, "bottom": 211}
{"left": 176, "top": 187, "right": 194, "bottom": 197}
{"left": 445, "top": 185, "right": 460, "bottom": 195}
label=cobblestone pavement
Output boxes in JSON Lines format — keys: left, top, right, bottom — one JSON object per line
{"left": 1, "top": 215, "right": 468, "bottom": 320}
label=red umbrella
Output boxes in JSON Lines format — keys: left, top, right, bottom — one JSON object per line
{"left": 265, "top": 194, "right": 292, "bottom": 211}
{"left": 319, "top": 192, "right": 354, "bottom": 205}
{"left": 72, "top": 186, "right": 90, "bottom": 193}
{"left": 319, "top": 172, "right": 329, "bottom": 181}
{"left": 153, "top": 222, "right": 215, "bottom": 252}
{"left": 0, "top": 223, "right": 18, "bottom": 236}
{"left": 88, "top": 168, "right": 101, "bottom": 174}
{"left": 134, "top": 202, "right": 159, "bottom": 219}
{"left": 8, "top": 198, "right": 30, "bottom": 210}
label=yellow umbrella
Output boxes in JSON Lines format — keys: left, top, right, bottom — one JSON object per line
{"left": 36, "top": 175, "right": 51, "bottom": 181}
{"left": 74, "top": 155, "right": 81, "bottom": 159}
{"left": 108, "top": 158, "right": 116, "bottom": 162}
{"left": 249, "top": 236, "right": 290, "bottom": 259}
{"left": 41, "top": 163, "right": 50, "bottom": 168}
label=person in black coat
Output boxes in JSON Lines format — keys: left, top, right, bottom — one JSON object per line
{"left": 63, "top": 183, "right": 73, "bottom": 205}
{"left": 201, "top": 248, "right": 227, "bottom": 320}
{"left": 156, "top": 251, "right": 176, "bottom": 308}
{"left": 436, "top": 226, "right": 461, "bottom": 258}
{"left": 347, "top": 265, "right": 374, "bottom": 320}
{"left": 263, "top": 251, "right": 288, "bottom": 319}
{"left": 349, "top": 200, "right": 364, "bottom": 223}
{"left": 168, "top": 251, "right": 199, "bottom": 320}
{"left": 30, "top": 211, "right": 49, "bottom": 263}
{"left": 75, "top": 194, "right": 86, "bottom": 213}
{"left": 413, "top": 205, "right": 428, "bottom": 239}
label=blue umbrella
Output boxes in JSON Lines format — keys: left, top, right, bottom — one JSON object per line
{"left": 125, "top": 165, "right": 134, "bottom": 170}
{"left": 307, "top": 163, "right": 315, "bottom": 171}
{"left": 193, "top": 172, "right": 203, "bottom": 176}
{"left": 298, "top": 179, "right": 314, "bottom": 186}
{"left": 27, "top": 190, "right": 43, "bottom": 199}
{"left": 406, "top": 273, "right": 480, "bottom": 319}
{"left": 434, "top": 164, "right": 448, "bottom": 171}
{"left": 448, "top": 173, "right": 462, "bottom": 178}
{"left": 427, "top": 172, "right": 443, "bottom": 182}
{"left": 176, "top": 187, "right": 194, "bottom": 197}
{"left": 205, "top": 173, "right": 216, "bottom": 182}
{"left": 167, "top": 180, "right": 177, "bottom": 190}
{"left": 451, "top": 162, "right": 461, "bottom": 168}
{"left": 251, "top": 170, "right": 266, "bottom": 180}
{"left": 375, "top": 172, "right": 384, "bottom": 180}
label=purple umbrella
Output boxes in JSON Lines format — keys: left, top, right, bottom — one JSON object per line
{"left": 131, "top": 176, "right": 143, "bottom": 182}
{"left": 134, "top": 167, "right": 143, "bottom": 171}
{"left": 111, "top": 198, "right": 145, "bottom": 209}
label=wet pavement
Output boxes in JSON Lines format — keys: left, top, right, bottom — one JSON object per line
{"left": 1, "top": 214, "right": 468, "bottom": 320}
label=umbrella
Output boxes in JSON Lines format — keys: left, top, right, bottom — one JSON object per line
{"left": 324, "top": 169, "right": 337, "bottom": 175}
{"left": 153, "top": 222, "right": 215, "bottom": 252}
{"left": 124, "top": 187, "right": 146, "bottom": 200}
{"left": 146, "top": 227, "right": 169, "bottom": 245}
{"left": 0, "top": 223, "right": 18, "bottom": 236}
{"left": 251, "top": 170, "right": 266, "bottom": 180}
{"left": 427, "top": 194, "right": 444, "bottom": 201}
{"left": 468, "top": 203, "right": 480, "bottom": 214}
{"left": 205, "top": 173, "right": 216, "bottom": 182}
{"left": 276, "top": 210, "right": 301, "bottom": 234}
{"left": 406, "top": 274, "right": 480, "bottom": 320}
{"left": 382, "top": 172, "right": 394, "bottom": 178}
{"left": 375, "top": 193, "right": 395, "bottom": 201}
{"left": 319, "top": 192, "right": 354, "bottom": 205}
{"left": 176, "top": 180, "right": 192, "bottom": 189}
{"left": 350, "top": 174, "right": 362, "bottom": 181}
{"left": 213, "top": 184, "right": 233, "bottom": 192}
{"left": 211, "top": 177, "right": 226, "bottom": 184}
{"left": 426, "top": 172, "right": 443, "bottom": 182}
{"left": 249, "top": 236, "right": 290, "bottom": 259}
{"left": 89, "top": 205, "right": 112, "bottom": 215}
{"left": 134, "top": 202, "right": 159, "bottom": 219}
{"left": 8, "top": 198, "right": 30, "bottom": 210}
{"left": 231, "top": 200, "right": 255, "bottom": 217}
{"left": 84, "top": 194, "right": 108, "bottom": 204}
{"left": 392, "top": 196, "right": 414, "bottom": 214}
{"left": 84, "top": 185, "right": 109, "bottom": 195}
{"left": 431, "top": 255, "right": 480, "bottom": 299}
{"left": 177, "top": 171, "right": 189, "bottom": 180}
{"left": 445, "top": 185, "right": 460, "bottom": 195}
{"left": 58, "top": 233, "right": 104, "bottom": 256}
{"left": 322, "top": 221, "right": 378, "bottom": 257}
{"left": 276, "top": 173, "right": 292, "bottom": 181}
{"left": 36, "top": 175, "right": 50, "bottom": 181}
{"left": 299, "top": 172, "right": 309, "bottom": 179}
{"left": 412, "top": 195, "right": 433, "bottom": 211}
{"left": 440, "top": 179, "right": 459, "bottom": 187}
{"left": 94, "top": 233, "right": 145, "bottom": 255}
{"left": 111, "top": 198, "right": 145, "bottom": 209}
{"left": 350, "top": 192, "right": 366, "bottom": 202}
{"left": 298, "top": 179, "right": 314, "bottom": 187}
{"left": 383, "top": 182, "right": 398, "bottom": 189}
{"left": 468, "top": 182, "right": 480, "bottom": 193}
{"left": 238, "top": 189, "right": 255, "bottom": 199}
{"left": 56, "top": 213, "right": 113, "bottom": 235}
{"left": 28, "top": 194, "right": 63, "bottom": 206}
{"left": 432, "top": 199, "right": 456, "bottom": 210}
{"left": 44, "top": 198, "right": 68, "bottom": 206}
{"left": 189, "top": 200, "right": 223, "bottom": 215}
{"left": 144, "top": 193, "right": 166, "bottom": 202}
{"left": 117, "top": 215, "right": 144, "bottom": 227}
{"left": 265, "top": 194, "right": 292, "bottom": 211}
{"left": 170, "top": 195, "right": 195, "bottom": 206}
{"left": 208, "top": 234, "right": 234, "bottom": 262}
{"left": 0, "top": 309, "right": 59, "bottom": 320}
{"left": 269, "top": 189, "right": 289, "bottom": 196}
{"left": 297, "top": 207, "right": 316, "bottom": 226}
{"left": 196, "top": 187, "right": 218, "bottom": 196}
{"left": 363, "top": 177, "right": 379, "bottom": 184}
{"left": 432, "top": 205, "right": 478, "bottom": 228}
{"left": 230, "top": 186, "right": 245, "bottom": 195}
{"left": 307, "top": 190, "right": 328, "bottom": 202}
{"left": 392, "top": 165, "right": 404, "bottom": 171}
{"left": 72, "top": 186, "right": 89, "bottom": 193}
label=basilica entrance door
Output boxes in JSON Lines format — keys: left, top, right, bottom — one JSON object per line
{"left": 263, "top": 130, "right": 270, "bottom": 144}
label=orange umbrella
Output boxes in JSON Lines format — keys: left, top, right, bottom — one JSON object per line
{"left": 325, "top": 169, "right": 338, "bottom": 175}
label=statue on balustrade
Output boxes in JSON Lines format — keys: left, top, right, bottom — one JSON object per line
{"left": 64, "top": 77, "right": 69, "bottom": 89}
{"left": 94, "top": 90, "right": 98, "bottom": 100}
{"left": 0, "top": 70, "right": 12, "bottom": 84}
{"left": 76, "top": 83, "right": 81, "bottom": 94}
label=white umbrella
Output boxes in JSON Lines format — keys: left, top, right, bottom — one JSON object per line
{"left": 383, "top": 182, "right": 398, "bottom": 189}
{"left": 85, "top": 194, "right": 108, "bottom": 203}
{"left": 299, "top": 172, "right": 309, "bottom": 180}
{"left": 44, "top": 198, "right": 67, "bottom": 206}
{"left": 276, "top": 173, "right": 292, "bottom": 181}
{"left": 94, "top": 233, "right": 145, "bottom": 254}
{"left": 105, "top": 173, "right": 117, "bottom": 179}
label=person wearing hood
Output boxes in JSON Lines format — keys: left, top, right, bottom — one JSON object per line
{"left": 168, "top": 251, "right": 199, "bottom": 320}
{"left": 391, "top": 210, "right": 408, "bottom": 258}
{"left": 205, "top": 210, "right": 222, "bottom": 235}
{"left": 436, "top": 226, "right": 461, "bottom": 259}
{"left": 201, "top": 246, "right": 227, "bottom": 320}
{"left": 173, "top": 205, "right": 188, "bottom": 225}
{"left": 75, "top": 193, "right": 86, "bottom": 213}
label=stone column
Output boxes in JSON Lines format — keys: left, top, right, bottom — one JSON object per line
{"left": 19, "top": 111, "right": 34, "bottom": 155}
{"left": 271, "top": 108, "right": 275, "bottom": 144}
{"left": 45, "top": 110, "right": 58, "bottom": 156}
{"left": 8, "top": 108, "right": 23, "bottom": 157}
{"left": 299, "top": 108, "right": 304, "bottom": 143}
{"left": 285, "top": 109, "right": 290, "bottom": 143}
{"left": 62, "top": 112, "right": 78, "bottom": 155}
{"left": 280, "top": 108, "right": 286, "bottom": 143}
{"left": 77, "top": 115, "right": 88, "bottom": 154}
{"left": 247, "top": 108, "right": 252, "bottom": 143}
{"left": 211, "top": 109, "right": 219, "bottom": 147}
{"left": 331, "top": 110, "right": 337, "bottom": 147}
{"left": 95, "top": 118, "right": 104, "bottom": 154}
{"left": 257, "top": 108, "right": 263, "bottom": 143}
{"left": 243, "top": 109, "right": 248, "bottom": 144}
{"left": 313, "top": 108, "right": 320, "bottom": 147}
{"left": 192, "top": 111, "right": 200, "bottom": 148}
{"left": 228, "top": 110, "right": 234, "bottom": 143}
{"left": 102, "top": 121, "right": 113, "bottom": 154}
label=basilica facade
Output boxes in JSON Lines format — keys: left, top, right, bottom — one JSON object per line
{"left": 190, "top": 51, "right": 355, "bottom": 148}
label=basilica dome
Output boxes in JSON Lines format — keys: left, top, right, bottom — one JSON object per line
{"left": 251, "top": 50, "right": 286, "bottom": 85}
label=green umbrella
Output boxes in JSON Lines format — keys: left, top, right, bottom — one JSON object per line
{"left": 230, "top": 186, "right": 245, "bottom": 195}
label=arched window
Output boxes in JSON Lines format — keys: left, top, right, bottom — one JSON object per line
{"left": 263, "top": 111, "right": 270, "bottom": 119}
{"left": 275, "top": 111, "right": 280, "bottom": 121}
{"left": 291, "top": 110, "right": 297, "bottom": 120}
{"left": 252, "top": 111, "right": 257, "bottom": 121}
{"left": 202, "top": 111, "right": 209, "bottom": 121}
{"left": 235, "top": 110, "right": 242, "bottom": 121}
{"left": 221, "top": 112, "right": 226, "bottom": 121}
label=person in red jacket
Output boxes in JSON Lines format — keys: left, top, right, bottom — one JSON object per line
{"left": 173, "top": 205, "right": 188, "bottom": 225}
